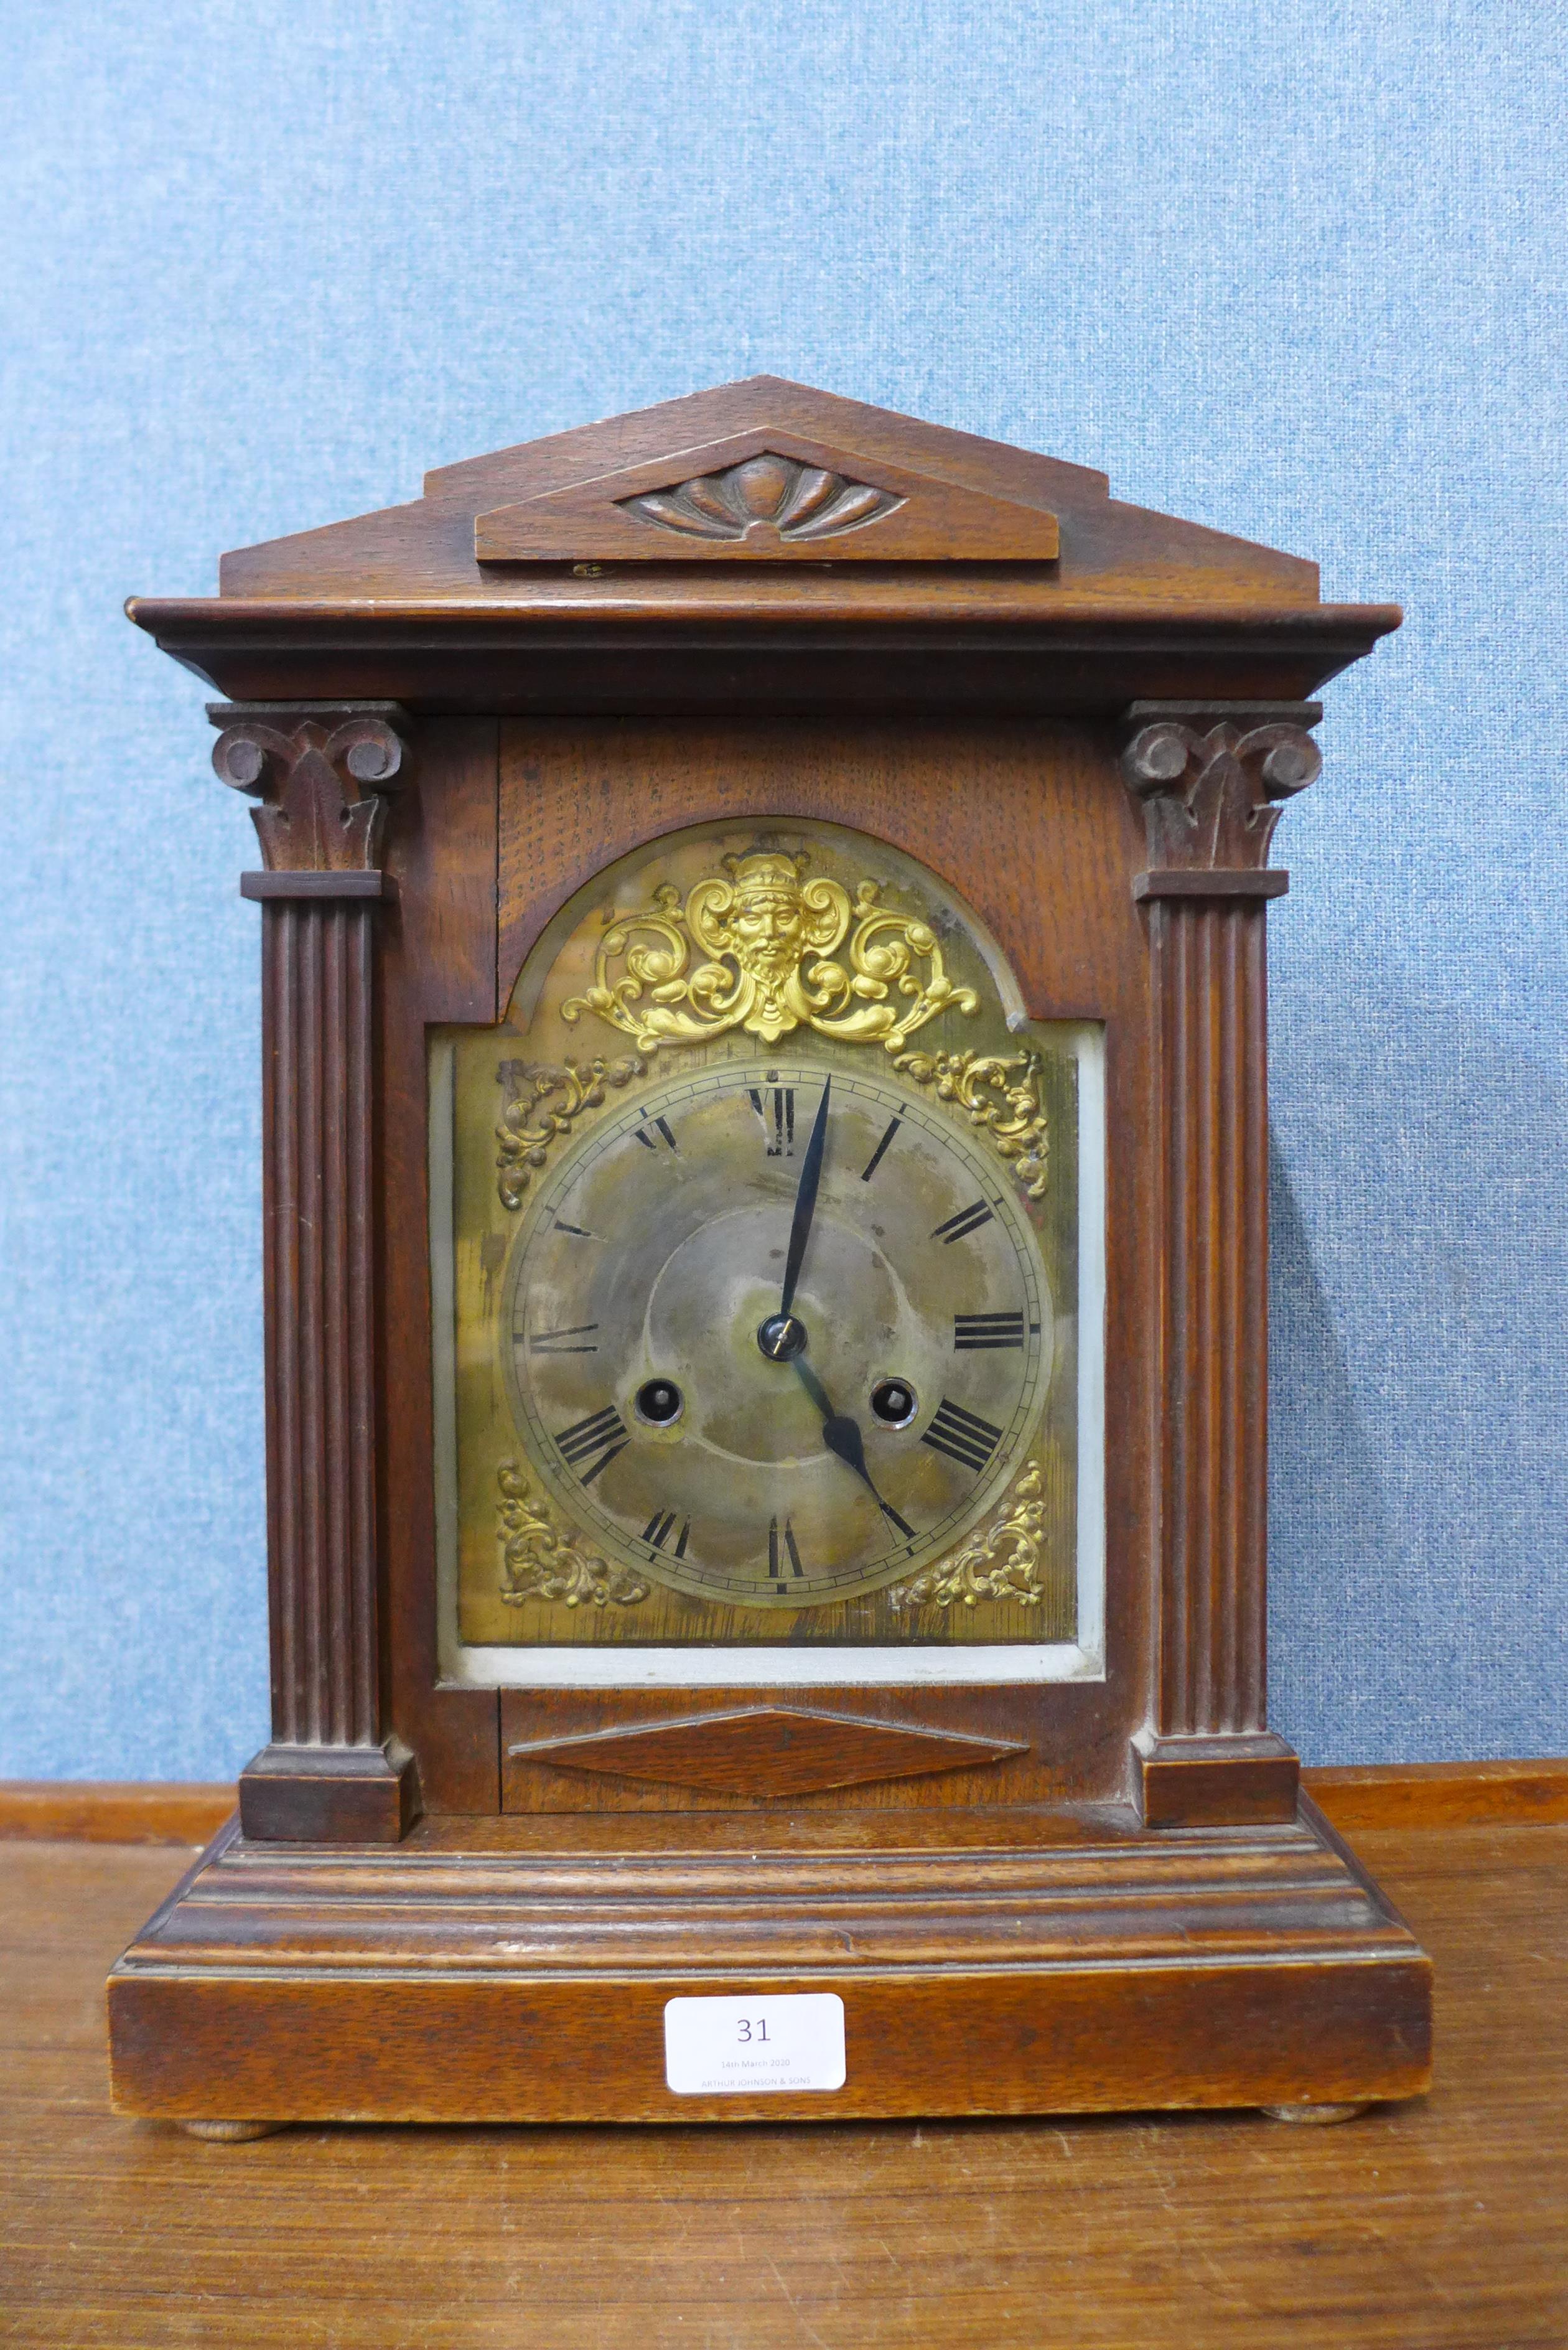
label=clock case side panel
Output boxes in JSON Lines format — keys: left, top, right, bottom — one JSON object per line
{"left": 488, "top": 716, "right": 1154, "bottom": 1813}
{"left": 380, "top": 718, "right": 503, "bottom": 1812}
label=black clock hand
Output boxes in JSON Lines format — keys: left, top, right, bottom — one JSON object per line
{"left": 778, "top": 1075, "right": 831, "bottom": 1319}
{"left": 791, "top": 1357, "right": 913, "bottom": 1540}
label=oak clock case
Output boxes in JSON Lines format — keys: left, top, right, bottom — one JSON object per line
{"left": 108, "top": 377, "right": 1432, "bottom": 2132}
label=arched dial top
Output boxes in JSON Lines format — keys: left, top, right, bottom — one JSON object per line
{"left": 503, "top": 1060, "right": 1052, "bottom": 1607}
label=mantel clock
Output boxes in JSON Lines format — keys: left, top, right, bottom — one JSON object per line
{"left": 110, "top": 381, "right": 1432, "bottom": 2132}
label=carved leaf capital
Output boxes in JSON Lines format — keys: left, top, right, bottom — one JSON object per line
{"left": 210, "top": 706, "right": 411, "bottom": 873}
{"left": 1121, "top": 720, "right": 1321, "bottom": 872}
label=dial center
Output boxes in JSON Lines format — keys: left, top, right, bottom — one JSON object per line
{"left": 757, "top": 1311, "right": 809, "bottom": 1363}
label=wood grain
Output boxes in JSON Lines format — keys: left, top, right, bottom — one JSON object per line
{"left": 497, "top": 1682, "right": 1119, "bottom": 1818}
{"left": 4, "top": 1826, "right": 1563, "bottom": 2348}
{"left": 261, "top": 892, "right": 380, "bottom": 1749}
{"left": 1120, "top": 708, "right": 1326, "bottom": 1824}
{"left": 0, "top": 1785, "right": 236, "bottom": 1845}
{"left": 104, "top": 1802, "right": 1430, "bottom": 2125}
{"left": 126, "top": 597, "right": 1400, "bottom": 718}
{"left": 9, "top": 1762, "right": 1560, "bottom": 1844}
{"left": 1308, "top": 1758, "right": 1568, "bottom": 1829}
{"left": 1136, "top": 1731, "right": 1299, "bottom": 1827}
{"left": 207, "top": 375, "right": 1317, "bottom": 607}
{"left": 504, "top": 1706, "right": 1029, "bottom": 1798}
{"left": 474, "top": 426, "right": 1062, "bottom": 562}
{"left": 213, "top": 707, "right": 418, "bottom": 1843}
{"left": 377, "top": 718, "right": 502, "bottom": 1814}
{"left": 1150, "top": 894, "right": 1272, "bottom": 1733}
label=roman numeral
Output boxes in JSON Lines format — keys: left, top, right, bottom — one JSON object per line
{"left": 921, "top": 1398, "right": 1004, "bottom": 1473}
{"left": 634, "top": 1117, "right": 678, "bottom": 1153}
{"left": 749, "top": 1086, "right": 795, "bottom": 1157}
{"left": 953, "top": 1311, "right": 1025, "bottom": 1351}
{"left": 860, "top": 1118, "right": 900, "bottom": 1182}
{"left": 641, "top": 1510, "right": 690, "bottom": 1558}
{"left": 556, "top": 1404, "right": 629, "bottom": 1484}
{"left": 932, "top": 1200, "right": 995, "bottom": 1244}
{"left": 526, "top": 1323, "right": 599, "bottom": 1355}
{"left": 768, "top": 1515, "right": 805, "bottom": 1580}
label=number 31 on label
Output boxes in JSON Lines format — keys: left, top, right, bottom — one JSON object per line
{"left": 663, "top": 1993, "right": 847, "bottom": 2095}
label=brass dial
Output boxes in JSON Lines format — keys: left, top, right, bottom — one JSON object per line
{"left": 502, "top": 1058, "right": 1051, "bottom": 1606}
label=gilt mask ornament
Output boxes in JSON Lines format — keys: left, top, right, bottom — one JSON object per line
{"left": 562, "top": 852, "right": 979, "bottom": 1052}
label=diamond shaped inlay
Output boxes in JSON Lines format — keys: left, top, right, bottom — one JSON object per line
{"left": 506, "top": 1706, "right": 1027, "bottom": 1799}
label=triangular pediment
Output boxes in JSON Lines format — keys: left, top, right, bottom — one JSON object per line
{"left": 424, "top": 373, "right": 1106, "bottom": 508}
{"left": 209, "top": 374, "right": 1322, "bottom": 612}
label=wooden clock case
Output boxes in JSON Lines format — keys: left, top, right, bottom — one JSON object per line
{"left": 109, "top": 379, "right": 1432, "bottom": 2130}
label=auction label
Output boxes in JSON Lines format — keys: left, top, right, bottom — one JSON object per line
{"left": 663, "top": 1993, "right": 847, "bottom": 2095}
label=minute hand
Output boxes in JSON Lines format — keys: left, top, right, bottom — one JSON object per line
{"left": 778, "top": 1075, "right": 831, "bottom": 1318}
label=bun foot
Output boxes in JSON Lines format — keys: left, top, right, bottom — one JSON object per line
{"left": 1261, "top": 2101, "right": 1368, "bottom": 2125}
{"left": 179, "top": 2118, "right": 285, "bottom": 2142}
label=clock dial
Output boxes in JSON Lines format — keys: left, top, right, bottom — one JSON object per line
{"left": 502, "top": 1060, "right": 1051, "bottom": 1606}
{"left": 444, "top": 816, "right": 1090, "bottom": 1655}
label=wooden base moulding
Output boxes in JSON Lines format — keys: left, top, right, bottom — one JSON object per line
{"left": 106, "top": 1800, "right": 1431, "bottom": 2128}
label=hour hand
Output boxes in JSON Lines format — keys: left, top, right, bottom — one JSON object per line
{"left": 791, "top": 1359, "right": 914, "bottom": 1541}
{"left": 793, "top": 1357, "right": 868, "bottom": 1477}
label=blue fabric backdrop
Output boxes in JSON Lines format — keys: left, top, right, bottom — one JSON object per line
{"left": 2, "top": 0, "right": 1564, "bottom": 1776}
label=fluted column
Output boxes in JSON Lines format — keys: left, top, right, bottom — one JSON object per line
{"left": 212, "top": 703, "right": 419, "bottom": 1842}
{"left": 1120, "top": 701, "right": 1322, "bottom": 1827}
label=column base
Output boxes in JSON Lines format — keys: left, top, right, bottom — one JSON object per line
{"left": 1134, "top": 1730, "right": 1300, "bottom": 1827}
{"left": 238, "top": 1739, "right": 420, "bottom": 1843}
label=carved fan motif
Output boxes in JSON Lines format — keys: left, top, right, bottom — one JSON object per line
{"left": 619, "top": 454, "right": 902, "bottom": 546}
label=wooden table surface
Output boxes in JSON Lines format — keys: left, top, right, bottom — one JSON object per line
{"left": 2, "top": 1824, "right": 1564, "bottom": 2349}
